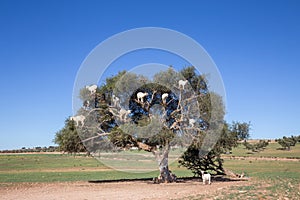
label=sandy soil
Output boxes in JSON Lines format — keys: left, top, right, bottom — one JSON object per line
{"left": 0, "top": 179, "right": 250, "bottom": 200}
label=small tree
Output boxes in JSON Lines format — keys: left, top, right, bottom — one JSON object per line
{"left": 243, "top": 140, "right": 269, "bottom": 153}
{"left": 297, "top": 135, "right": 300, "bottom": 143}
{"left": 277, "top": 136, "right": 297, "bottom": 151}
{"left": 231, "top": 121, "right": 251, "bottom": 141}
{"left": 179, "top": 121, "right": 244, "bottom": 176}
{"left": 54, "top": 119, "right": 86, "bottom": 154}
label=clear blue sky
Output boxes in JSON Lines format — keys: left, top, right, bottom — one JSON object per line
{"left": 0, "top": 0, "right": 299, "bottom": 150}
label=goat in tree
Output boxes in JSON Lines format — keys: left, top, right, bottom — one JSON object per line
{"left": 189, "top": 119, "right": 196, "bottom": 128}
{"left": 162, "top": 93, "right": 169, "bottom": 104}
{"left": 82, "top": 84, "right": 201, "bottom": 183}
{"left": 70, "top": 115, "right": 86, "bottom": 127}
{"left": 137, "top": 92, "right": 148, "bottom": 102}
{"left": 178, "top": 80, "right": 188, "bottom": 90}
{"left": 112, "top": 94, "right": 120, "bottom": 107}
{"left": 119, "top": 108, "right": 131, "bottom": 121}
{"left": 78, "top": 70, "right": 207, "bottom": 184}
{"left": 83, "top": 100, "right": 90, "bottom": 110}
{"left": 85, "top": 84, "right": 97, "bottom": 95}
{"left": 170, "top": 121, "right": 180, "bottom": 130}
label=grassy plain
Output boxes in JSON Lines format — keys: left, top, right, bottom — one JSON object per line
{"left": 0, "top": 153, "right": 192, "bottom": 182}
{"left": 225, "top": 142, "right": 300, "bottom": 158}
{"left": 0, "top": 142, "right": 299, "bottom": 183}
{"left": 198, "top": 142, "right": 300, "bottom": 199}
{"left": 1, "top": 143, "right": 300, "bottom": 199}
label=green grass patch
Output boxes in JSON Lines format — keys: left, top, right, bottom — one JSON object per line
{"left": 0, "top": 168, "right": 192, "bottom": 183}
{"left": 223, "top": 158, "right": 300, "bottom": 178}
{"left": 0, "top": 171, "right": 159, "bottom": 183}
{"left": 0, "top": 154, "right": 106, "bottom": 171}
{"left": 0, "top": 153, "right": 192, "bottom": 182}
{"left": 226, "top": 142, "right": 300, "bottom": 158}
{"left": 188, "top": 175, "right": 300, "bottom": 199}
{"left": 212, "top": 177, "right": 300, "bottom": 200}
{"left": 1, "top": 151, "right": 300, "bottom": 183}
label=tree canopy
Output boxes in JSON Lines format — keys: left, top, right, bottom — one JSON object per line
{"left": 242, "top": 140, "right": 269, "bottom": 153}
{"left": 55, "top": 66, "right": 247, "bottom": 180}
{"left": 231, "top": 121, "right": 251, "bottom": 141}
{"left": 276, "top": 135, "right": 298, "bottom": 151}
{"left": 54, "top": 119, "right": 86, "bottom": 154}
{"left": 179, "top": 121, "right": 249, "bottom": 175}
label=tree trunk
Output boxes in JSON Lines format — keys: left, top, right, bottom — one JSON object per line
{"left": 154, "top": 144, "right": 177, "bottom": 183}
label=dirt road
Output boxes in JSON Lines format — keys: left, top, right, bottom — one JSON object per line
{"left": 0, "top": 179, "right": 249, "bottom": 200}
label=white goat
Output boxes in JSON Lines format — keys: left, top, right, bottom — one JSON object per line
{"left": 85, "top": 84, "right": 97, "bottom": 94}
{"left": 112, "top": 94, "right": 120, "bottom": 107}
{"left": 162, "top": 93, "right": 169, "bottom": 104}
{"left": 170, "top": 121, "right": 180, "bottom": 130}
{"left": 137, "top": 92, "right": 148, "bottom": 102}
{"left": 119, "top": 108, "right": 131, "bottom": 121}
{"left": 178, "top": 80, "right": 188, "bottom": 90}
{"left": 70, "top": 115, "right": 86, "bottom": 127}
{"left": 83, "top": 100, "right": 90, "bottom": 110}
{"left": 189, "top": 118, "right": 196, "bottom": 127}
{"left": 201, "top": 170, "right": 211, "bottom": 185}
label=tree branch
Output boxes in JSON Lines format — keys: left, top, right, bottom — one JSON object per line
{"left": 81, "top": 132, "right": 111, "bottom": 143}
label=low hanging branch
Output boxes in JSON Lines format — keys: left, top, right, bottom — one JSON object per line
{"left": 81, "top": 132, "right": 111, "bottom": 143}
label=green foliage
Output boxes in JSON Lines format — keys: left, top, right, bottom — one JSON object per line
{"left": 179, "top": 146, "right": 224, "bottom": 175}
{"left": 225, "top": 141, "right": 300, "bottom": 158}
{"left": 231, "top": 121, "right": 251, "bottom": 141}
{"left": 153, "top": 66, "right": 180, "bottom": 90}
{"left": 243, "top": 140, "right": 269, "bottom": 152}
{"left": 56, "top": 66, "right": 236, "bottom": 178}
{"left": 277, "top": 135, "right": 298, "bottom": 151}
{"left": 54, "top": 119, "right": 86, "bottom": 153}
{"left": 109, "top": 127, "right": 137, "bottom": 148}
{"left": 179, "top": 122, "right": 241, "bottom": 175}
{"left": 180, "top": 66, "right": 208, "bottom": 93}
{"left": 102, "top": 70, "right": 127, "bottom": 93}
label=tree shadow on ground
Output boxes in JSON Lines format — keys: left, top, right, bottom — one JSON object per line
{"left": 88, "top": 176, "right": 249, "bottom": 184}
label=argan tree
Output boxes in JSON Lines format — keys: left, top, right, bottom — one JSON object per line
{"left": 64, "top": 66, "right": 228, "bottom": 182}
{"left": 179, "top": 121, "right": 249, "bottom": 176}
{"left": 277, "top": 136, "right": 297, "bottom": 151}
{"left": 243, "top": 140, "right": 269, "bottom": 153}
{"left": 231, "top": 121, "right": 251, "bottom": 141}
{"left": 54, "top": 119, "right": 86, "bottom": 154}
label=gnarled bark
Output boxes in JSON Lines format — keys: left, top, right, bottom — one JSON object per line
{"left": 153, "top": 143, "right": 177, "bottom": 183}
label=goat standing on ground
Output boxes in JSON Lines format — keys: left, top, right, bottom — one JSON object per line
{"left": 200, "top": 170, "right": 211, "bottom": 185}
